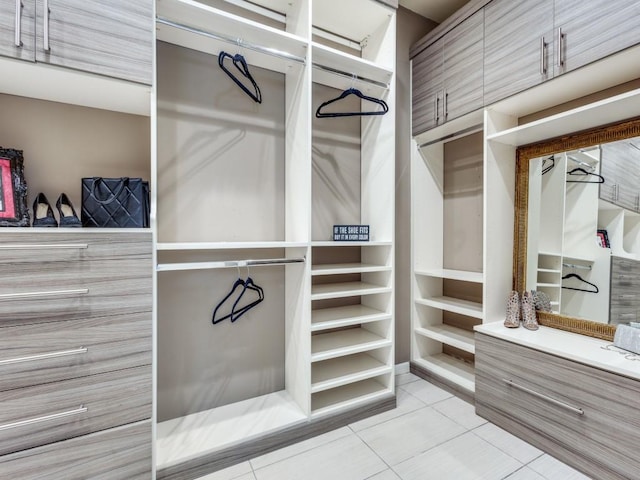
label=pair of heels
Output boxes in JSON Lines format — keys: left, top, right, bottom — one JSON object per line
{"left": 504, "top": 290, "right": 550, "bottom": 330}
{"left": 32, "top": 193, "right": 81, "bottom": 227}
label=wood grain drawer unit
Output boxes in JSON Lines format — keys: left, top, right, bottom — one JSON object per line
{"left": 0, "top": 365, "right": 151, "bottom": 456}
{"left": 475, "top": 333, "right": 640, "bottom": 480}
{"left": 0, "top": 420, "right": 152, "bottom": 479}
{"left": 0, "top": 312, "right": 151, "bottom": 391}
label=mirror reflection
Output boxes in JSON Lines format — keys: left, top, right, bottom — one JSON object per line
{"left": 527, "top": 136, "right": 640, "bottom": 325}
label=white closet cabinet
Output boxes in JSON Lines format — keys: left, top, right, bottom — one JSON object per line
{"left": 154, "top": 0, "right": 395, "bottom": 477}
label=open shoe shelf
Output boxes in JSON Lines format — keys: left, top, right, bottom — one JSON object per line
{"left": 412, "top": 355, "right": 475, "bottom": 393}
{"left": 311, "top": 328, "right": 391, "bottom": 362}
{"left": 311, "top": 353, "right": 391, "bottom": 393}
{"left": 415, "top": 296, "right": 483, "bottom": 320}
{"left": 311, "top": 281, "right": 391, "bottom": 300}
{"left": 311, "top": 305, "right": 390, "bottom": 331}
{"left": 414, "top": 325, "right": 475, "bottom": 354}
{"left": 415, "top": 269, "right": 484, "bottom": 283}
{"left": 311, "top": 377, "right": 392, "bottom": 417}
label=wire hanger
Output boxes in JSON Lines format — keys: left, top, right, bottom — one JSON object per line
{"left": 561, "top": 273, "right": 599, "bottom": 293}
{"left": 566, "top": 167, "right": 604, "bottom": 183}
{"left": 315, "top": 88, "right": 388, "bottom": 118}
{"left": 218, "top": 49, "right": 262, "bottom": 103}
{"left": 541, "top": 155, "right": 555, "bottom": 175}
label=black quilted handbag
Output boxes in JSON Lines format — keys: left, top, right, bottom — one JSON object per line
{"left": 81, "top": 177, "right": 149, "bottom": 228}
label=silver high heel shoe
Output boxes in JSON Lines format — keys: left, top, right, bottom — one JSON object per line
{"left": 504, "top": 291, "right": 521, "bottom": 328}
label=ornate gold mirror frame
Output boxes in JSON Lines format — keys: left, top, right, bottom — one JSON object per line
{"left": 514, "top": 116, "right": 640, "bottom": 341}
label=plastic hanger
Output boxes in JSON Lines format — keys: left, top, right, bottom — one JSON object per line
{"left": 561, "top": 273, "right": 599, "bottom": 293}
{"left": 566, "top": 167, "right": 604, "bottom": 183}
{"left": 230, "top": 276, "right": 264, "bottom": 322}
{"left": 541, "top": 155, "right": 555, "bottom": 175}
{"left": 315, "top": 88, "right": 388, "bottom": 118}
{"left": 218, "top": 51, "right": 262, "bottom": 103}
{"left": 212, "top": 277, "right": 246, "bottom": 324}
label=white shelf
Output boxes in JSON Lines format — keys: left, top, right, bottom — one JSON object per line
{"left": 312, "top": 263, "right": 391, "bottom": 276}
{"left": 311, "top": 282, "right": 391, "bottom": 300}
{"left": 487, "top": 87, "right": 640, "bottom": 147}
{"left": 311, "top": 353, "right": 391, "bottom": 393}
{"left": 156, "top": 241, "right": 308, "bottom": 251}
{"left": 414, "top": 325, "right": 475, "bottom": 354}
{"left": 312, "top": 0, "right": 394, "bottom": 45}
{"left": 413, "top": 355, "right": 475, "bottom": 393}
{"left": 537, "top": 268, "right": 561, "bottom": 274}
{"left": 311, "top": 329, "right": 390, "bottom": 362}
{"left": 156, "top": 0, "right": 308, "bottom": 74}
{"left": 312, "top": 241, "right": 392, "bottom": 247}
{"left": 311, "top": 378, "right": 392, "bottom": 417}
{"left": 415, "top": 269, "right": 483, "bottom": 283}
{"left": 415, "top": 296, "right": 483, "bottom": 320}
{"left": 156, "top": 390, "right": 306, "bottom": 469}
{"left": 311, "top": 305, "right": 391, "bottom": 331}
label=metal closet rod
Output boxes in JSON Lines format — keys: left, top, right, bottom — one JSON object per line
{"left": 156, "top": 17, "right": 306, "bottom": 65}
{"left": 563, "top": 262, "right": 592, "bottom": 270}
{"left": 157, "top": 257, "right": 306, "bottom": 272}
{"left": 312, "top": 63, "right": 389, "bottom": 90}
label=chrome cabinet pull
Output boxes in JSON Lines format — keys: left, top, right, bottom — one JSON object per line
{"left": 504, "top": 379, "right": 584, "bottom": 415}
{"left": 0, "top": 288, "right": 89, "bottom": 301}
{"left": 14, "top": 0, "right": 23, "bottom": 47}
{"left": 433, "top": 96, "right": 437, "bottom": 124}
{"left": 435, "top": 95, "right": 440, "bottom": 124}
{"left": 619, "top": 313, "right": 636, "bottom": 318}
{"left": 0, "top": 347, "right": 88, "bottom": 366}
{"left": 0, "top": 405, "right": 87, "bottom": 432}
{"left": 0, "top": 243, "right": 88, "bottom": 250}
{"left": 444, "top": 90, "right": 448, "bottom": 120}
{"left": 557, "top": 27, "right": 564, "bottom": 68}
{"left": 540, "top": 37, "right": 547, "bottom": 75}
{"left": 43, "top": 0, "right": 50, "bottom": 52}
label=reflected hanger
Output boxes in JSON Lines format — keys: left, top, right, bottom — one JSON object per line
{"left": 566, "top": 167, "right": 604, "bottom": 183}
{"left": 561, "top": 273, "right": 599, "bottom": 293}
{"left": 218, "top": 51, "right": 262, "bottom": 103}
{"left": 542, "top": 155, "right": 555, "bottom": 175}
{"left": 315, "top": 88, "right": 388, "bottom": 118}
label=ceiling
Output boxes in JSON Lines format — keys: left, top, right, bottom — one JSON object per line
{"left": 399, "top": 0, "right": 470, "bottom": 23}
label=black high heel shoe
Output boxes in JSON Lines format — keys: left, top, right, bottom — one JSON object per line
{"left": 32, "top": 193, "right": 58, "bottom": 227}
{"left": 56, "top": 193, "right": 81, "bottom": 227}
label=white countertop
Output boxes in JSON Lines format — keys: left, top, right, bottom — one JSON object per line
{"left": 475, "top": 322, "right": 640, "bottom": 381}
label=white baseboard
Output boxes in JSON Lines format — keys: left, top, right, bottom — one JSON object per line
{"left": 394, "top": 362, "right": 410, "bottom": 375}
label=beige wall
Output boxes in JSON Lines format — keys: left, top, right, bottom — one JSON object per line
{"left": 395, "top": 8, "right": 437, "bottom": 364}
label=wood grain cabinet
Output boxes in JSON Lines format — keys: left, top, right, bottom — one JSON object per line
{"left": 0, "top": 0, "right": 153, "bottom": 85}
{"left": 412, "top": 37, "right": 443, "bottom": 134}
{"left": 610, "top": 256, "right": 640, "bottom": 325}
{"left": 476, "top": 333, "right": 640, "bottom": 480}
{"left": 600, "top": 141, "right": 640, "bottom": 212}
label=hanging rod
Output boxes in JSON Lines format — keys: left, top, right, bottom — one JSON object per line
{"left": 563, "top": 262, "right": 592, "bottom": 271}
{"left": 157, "top": 257, "right": 306, "bottom": 272}
{"left": 156, "top": 17, "right": 306, "bottom": 65}
{"left": 312, "top": 63, "right": 389, "bottom": 90}
{"left": 418, "top": 124, "right": 484, "bottom": 149}
{"left": 567, "top": 155, "right": 595, "bottom": 171}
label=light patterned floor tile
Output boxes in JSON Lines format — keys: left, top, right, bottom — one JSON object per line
{"left": 504, "top": 466, "right": 547, "bottom": 480}
{"left": 250, "top": 426, "right": 351, "bottom": 470}
{"left": 399, "top": 379, "right": 452, "bottom": 405}
{"left": 527, "top": 454, "right": 592, "bottom": 480}
{"left": 195, "top": 462, "right": 253, "bottom": 480}
{"left": 356, "top": 406, "right": 466, "bottom": 466}
{"left": 472, "top": 422, "right": 543, "bottom": 465}
{"left": 366, "top": 469, "right": 402, "bottom": 480}
{"left": 350, "top": 387, "right": 425, "bottom": 432}
{"left": 253, "top": 433, "right": 386, "bottom": 480}
{"left": 393, "top": 431, "right": 522, "bottom": 480}
{"left": 395, "top": 373, "right": 421, "bottom": 386}
{"left": 432, "top": 396, "right": 487, "bottom": 430}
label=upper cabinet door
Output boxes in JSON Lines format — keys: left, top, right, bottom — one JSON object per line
{"left": 0, "top": 0, "right": 36, "bottom": 62}
{"left": 484, "top": 0, "right": 553, "bottom": 106}
{"left": 412, "top": 37, "right": 443, "bottom": 136}
{"left": 443, "top": 9, "right": 483, "bottom": 122}
{"left": 35, "top": 0, "right": 153, "bottom": 85}
{"left": 555, "top": 0, "right": 640, "bottom": 75}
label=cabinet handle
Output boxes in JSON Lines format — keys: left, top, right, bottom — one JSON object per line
{"left": 612, "top": 184, "right": 619, "bottom": 201}
{"left": 0, "top": 288, "right": 88, "bottom": 301}
{"left": 619, "top": 313, "right": 636, "bottom": 318}
{"left": 43, "top": 0, "right": 50, "bottom": 52}
{"left": 435, "top": 95, "right": 440, "bottom": 124}
{"left": 0, "top": 405, "right": 87, "bottom": 432}
{"left": 540, "top": 36, "right": 547, "bottom": 75}
{"left": 557, "top": 28, "right": 564, "bottom": 68}
{"left": 0, "top": 347, "right": 88, "bottom": 366}
{"left": 433, "top": 96, "right": 437, "bottom": 124}
{"left": 14, "top": 0, "right": 23, "bottom": 47}
{"left": 0, "top": 243, "right": 88, "bottom": 250}
{"left": 504, "top": 379, "right": 584, "bottom": 416}
{"left": 619, "top": 294, "right": 636, "bottom": 299}
{"left": 444, "top": 90, "right": 448, "bottom": 120}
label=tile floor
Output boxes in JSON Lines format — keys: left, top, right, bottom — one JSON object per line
{"left": 196, "top": 374, "right": 591, "bottom": 480}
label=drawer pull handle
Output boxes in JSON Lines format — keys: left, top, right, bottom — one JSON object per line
{"left": 0, "top": 243, "right": 88, "bottom": 250}
{"left": 0, "top": 405, "right": 87, "bottom": 432}
{"left": 0, "top": 288, "right": 89, "bottom": 301}
{"left": 0, "top": 347, "right": 88, "bottom": 366}
{"left": 504, "top": 379, "right": 584, "bottom": 416}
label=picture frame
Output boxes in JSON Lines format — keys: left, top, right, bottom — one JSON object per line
{"left": 0, "top": 148, "right": 30, "bottom": 227}
{"left": 596, "top": 229, "right": 610, "bottom": 248}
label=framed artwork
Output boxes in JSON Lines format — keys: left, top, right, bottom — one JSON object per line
{"left": 597, "top": 229, "right": 610, "bottom": 248}
{"left": 0, "top": 148, "right": 29, "bottom": 227}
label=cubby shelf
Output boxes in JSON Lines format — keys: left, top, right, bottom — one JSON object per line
{"left": 311, "top": 241, "right": 393, "bottom": 247}
{"left": 311, "top": 354, "right": 391, "bottom": 393}
{"left": 415, "top": 269, "right": 484, "bottom": 283}
{"left": 312, "top": 263, "right": 391, "bottom": 276}
{"left": 311, "top": 305, "right": 391, "bottom": 332}
{"left": 156, "top": 242, "right": 308, "bottom": 251}
{"left": 311, "top": 329, "right": 391, "bottom": 362}
{"left": 415, "top": 296, "right": 483, "bottom": 319}
{"left": 412, "top": 355, "right": 475, "bottom": 393}
{"left": 311, "top": 379, "right": 392, "bottom": 418}
{"left": 311, "top": 282, "right": 391, "bottom": 300}
{"left": 414, "top": 325, "right": 475, "bottom": 354}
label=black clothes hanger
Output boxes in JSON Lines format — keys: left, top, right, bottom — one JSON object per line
{"left": 541, "top": 155, "right": 555, "bottom": 175}
{"left": 566, "top": 167, "right": 605, "bottom": 183}
{"left": 218, "top": 51, "right": 262, "bottom": 103}
{"left": 315, "top": 88, "right": 388, "bottom": 118}
{"left": 561, "top": 273, "right": 599, "bottom": 293}
{"left": 231, "top": 277, "right": 264, "bottom": 322}
{"left": 212, "top": 277, "right": 246, "bottom": 324}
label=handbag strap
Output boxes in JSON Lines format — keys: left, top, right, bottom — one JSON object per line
{"left": 90, "top": 177, "right": 129, "bottom": 205}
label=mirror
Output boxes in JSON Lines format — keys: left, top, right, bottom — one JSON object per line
{"left": 514, "top": 117, "right": 640, "bottom": 340}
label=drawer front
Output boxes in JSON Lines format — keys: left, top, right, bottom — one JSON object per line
{"left": 609, "top": 307, "right": 637, "bottom": 326}
{"left": 0, "top": 420, "right": 151, "bottom": 479}
{"left": 0, "top": 312, "right": 151, "bottom": 391}
{"left": 475, "top": 333, "right": 640, "bottom": 480}
{"left": 0, "top": 366, "right": 151, "bottom": 456}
